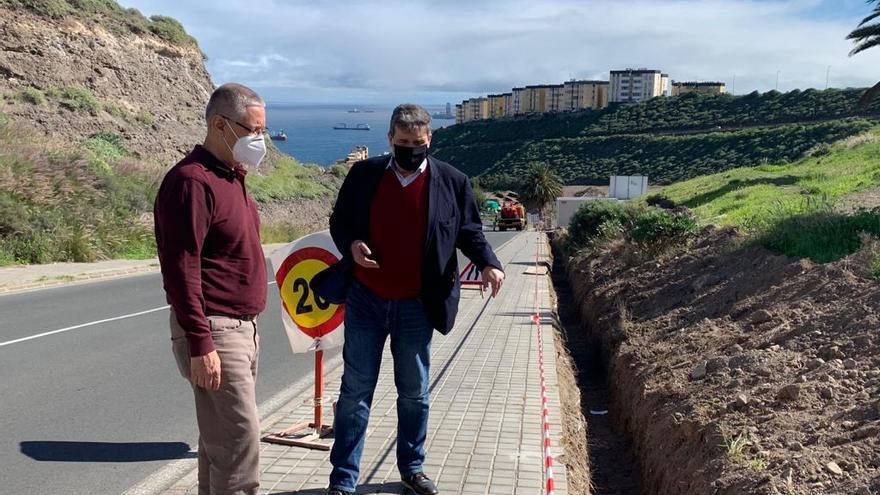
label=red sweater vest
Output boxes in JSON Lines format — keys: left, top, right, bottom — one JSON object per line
{"left": 354, "top": 167, "right": 430, "bottom": 299}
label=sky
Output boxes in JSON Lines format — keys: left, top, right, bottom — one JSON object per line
{"left": 122, "top": 0, "right": 880, "bottom": 105}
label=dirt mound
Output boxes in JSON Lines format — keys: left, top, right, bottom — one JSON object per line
{"left": 561, "top": 227, "right": 880, "bottom": 494}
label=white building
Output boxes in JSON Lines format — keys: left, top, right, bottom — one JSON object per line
{"left": 609, "top": 69, "right": 668, "bottom": 103}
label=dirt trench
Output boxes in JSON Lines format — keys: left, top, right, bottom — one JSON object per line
{"left": 549, "top": 227, "right": 880, "bottom": 495}
{"left": 547, "top": 238, "right": 644, "bottom": 495}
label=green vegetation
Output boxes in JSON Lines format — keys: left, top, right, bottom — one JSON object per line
{"left": 0, "top": 0, "right": 198, "bottom": 48}
{"left": 148, "top": 15, "right": 196, "bottom": 46}
{"left": 260, "top": 222, "right": 306, "bottom": 245}
{"left": 473, "top": 119, "right": 872, "bottom": 188}
{"left": 58, "top": 86, "right": 102, "bottom": 114}
{"left": 518, "top": 162, "right": 563, "bottom": 219}
{"left": 328, "top": 163, "right": 349, "bottom": 178}
{"left": 649, "top": 128, "right": 880, "bottom": 262}
{"left": 248, "top": 156, "right": 335, "bottom": 202}
{"left": 434, "top": 89, "right": 880, "bottom": 147}
{"left": 565, "top": 200, "right": 698, "bottom": 258}
{"left": 431, "top": 88, "right": 880, "bottom": 187}
{"left": 0, "top": 121, "right": 160, "bottom": 264}
{"left": 17, "top": 87, "right": 46, "bottom": 105}
{"left": 0, "top": 113, "right": 337, "bottom": 265}
{"left": 7, "top": 83, "right": 157, "bottom": 127}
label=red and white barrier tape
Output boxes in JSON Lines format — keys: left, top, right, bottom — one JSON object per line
{"left": 531, "top": 232, "right": 556, "bottom": 495}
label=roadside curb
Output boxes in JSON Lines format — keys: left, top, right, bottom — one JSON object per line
{"left": 0, "top": 244, "right": 286, "bottom": 296}
{"left": 0, "top": 265, "right": 160, "bottom": 295}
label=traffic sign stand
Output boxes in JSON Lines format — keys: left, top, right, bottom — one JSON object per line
{"left": 262, "top": 233, "right": 347, "bottom": 452}
{"left": 460, "top": 262, "right": 484, "bottom": 290}
{"left": 262, "top": 350, "right": 335, "bottom": 451}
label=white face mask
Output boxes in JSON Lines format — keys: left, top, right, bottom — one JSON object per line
{"left": 223, "top": 119, "right": 267, "bottom": 168}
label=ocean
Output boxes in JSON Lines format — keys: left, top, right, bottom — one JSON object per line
{"left": 265, "top": 103, "right": 455, "bottom": 166}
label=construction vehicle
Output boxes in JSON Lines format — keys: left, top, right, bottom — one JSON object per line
{"left": 495, "top": 201, "right": 527, "bottom": 231}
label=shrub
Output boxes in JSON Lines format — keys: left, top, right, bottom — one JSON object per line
{"left": 626, "top": 205, "right": 698, "bottom": 250}
{"left": 329, "top": 164, "right": 349, "bottom": 178}
{"left": 566, "top": 200, "right": 698, "bottom": 256}
{"left": 18, "top": 87, "right": 46, "bottom": 105}
{"left": 135, "top": 110, "right": 155, "bottom": 125}
{"left": 753, "top": 201, "right": 880, "bottom": 263}
{"left": 8, "top": 0, "right": 73, "bottom": 17}
{"left": 103, "top": 102, "right": 134, "bottom": 122}
{"left": 82, "top": 133, "right": 131, "bottom": 160}
{"left": 566, "top": 200, "right": 627, "bottom": 250}
{"left": 805, "top": 143, "right": 831, "bottom": 157}
{"left": 59, "top": 86, "right": 101, "bottom": 114}
{"left": 249, "top": 156, "right": 332, "bottom": 202}
{"left": 149, "top": 15, "right": 196, "bottom": 46}
{"left": 645, "top": 194, "right": 678, "bottom": 210}
{"left": 260, "top": 221, "right": 305, "bottom": 244}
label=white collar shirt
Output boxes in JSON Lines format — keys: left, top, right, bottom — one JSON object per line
{"left": 387, "top": 156, "right": 428, "bottom": 187}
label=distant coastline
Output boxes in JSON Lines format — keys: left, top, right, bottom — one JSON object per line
{"left": 265, "top": 103, "right": 454, "bottom": 166}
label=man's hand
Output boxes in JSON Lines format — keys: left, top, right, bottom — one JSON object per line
{"left": 482, "top": 267, "right": 505, "bottom": 298}
{"left": 351, "top": 240, "right": 379, "bottom": 269}
{"left": 191, "top": 350, "right": 221, "bottom": 390}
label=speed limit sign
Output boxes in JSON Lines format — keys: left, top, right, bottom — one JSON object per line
{"left": 270, "top": 231, "right": 345, "bottom": 353}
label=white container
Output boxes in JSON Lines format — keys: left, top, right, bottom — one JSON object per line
{"left": 609, "top": 176, "right": 648, "bottom": 200}
{"left": 556, "top": 197, "right": 610, "bottom": 228}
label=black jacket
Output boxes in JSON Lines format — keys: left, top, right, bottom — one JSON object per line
{"left": 313, "top": 155, "right": 503, "bottom": 334}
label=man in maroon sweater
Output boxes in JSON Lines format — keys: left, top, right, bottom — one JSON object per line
{"left": 154, "top": 83, "right": 268, "bottom": 495}
{"left": 324, "top": 105, "right": 505, "bottom": 495}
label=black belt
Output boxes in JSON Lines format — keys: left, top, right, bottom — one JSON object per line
{"left": 208, "top": 313, "right": 257, "bottom": 321}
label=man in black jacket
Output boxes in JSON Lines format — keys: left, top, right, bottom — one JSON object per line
{"left": 320, "top": 104, "right": 504, "bottom": 495}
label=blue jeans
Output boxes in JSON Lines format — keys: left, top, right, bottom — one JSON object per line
{"left": 329, "top": 281, "right": 433, "bottom": 492}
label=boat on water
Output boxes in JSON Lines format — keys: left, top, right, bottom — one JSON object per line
{"left": 346, "top": 108, "right": 374, "bottom": 113}
{"left": 333, "top": 123, "right": 370, "bottom": 131}
{"left": 269, "top": 130, "right": 288, "bottom": 141}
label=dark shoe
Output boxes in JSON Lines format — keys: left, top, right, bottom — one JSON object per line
{"left": 401, "top": 472, "right": 439, "bottom": 495}
{"left": 327, "top": 489, "right": 354, "bottom": 495}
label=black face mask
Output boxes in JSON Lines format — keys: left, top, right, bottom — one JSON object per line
{"left": 393, "top": 144, "right": 428, "bottom": 172}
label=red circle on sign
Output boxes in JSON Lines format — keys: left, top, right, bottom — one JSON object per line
{"left": 276, "top": 246, "right": 345, "bottom": 338}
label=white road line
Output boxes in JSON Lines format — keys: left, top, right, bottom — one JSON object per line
{"left": 0, "top": 280, "right": 279, "bottom": 348}
{"left": 0, "top": 306, "right": 171, "bottom": 348}
{"left": 0, "top": 233, "right": 513, "bottom": 349}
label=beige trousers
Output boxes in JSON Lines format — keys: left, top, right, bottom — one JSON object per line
{"left": 171, "top": 311, "right": 260, "bottom": 495}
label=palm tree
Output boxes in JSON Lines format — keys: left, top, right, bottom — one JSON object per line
{"left": 519, "top": 162, "right": 563, "bottom": 227}
{"left": 848, "top": 0, "right": 880, "bottom": 108}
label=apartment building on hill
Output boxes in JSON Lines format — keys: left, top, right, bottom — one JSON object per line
{"left": 562, "top": 80, "right": 609, "bottom": 111}
{"left": 610, "top": 68, "right": 669, "bottom": 103}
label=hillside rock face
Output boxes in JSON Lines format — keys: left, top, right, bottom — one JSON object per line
{"left": 0, "top": 6, "right": 213, "bottom": 164}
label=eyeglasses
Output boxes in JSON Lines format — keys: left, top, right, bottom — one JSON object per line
{"left": 221, "top": 115, "right": 266, "bottom": 137}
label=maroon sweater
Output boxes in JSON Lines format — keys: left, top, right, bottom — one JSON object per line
{"left": 154, "top": 145, "right": 267, "bottom": 356}
{"left": 354, "top": 167, "right": 429, "bottom": 299}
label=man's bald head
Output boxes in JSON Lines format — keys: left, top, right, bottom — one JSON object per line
{"left": 205, "top": 83, "right": 265, "bottom": 123}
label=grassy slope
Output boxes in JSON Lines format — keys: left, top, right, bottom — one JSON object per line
{"left": 654, "top": 128, "right": 880, "bottom": 262}
{"left": 658, "top": 129, "right": 880, "bottom": 227}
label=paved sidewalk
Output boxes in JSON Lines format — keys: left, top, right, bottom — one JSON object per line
{"left": 0, "top": 244, "right": 286, "bottom": 294}
{"left": 163, "top": 232, "right": 567, "bottom": 494}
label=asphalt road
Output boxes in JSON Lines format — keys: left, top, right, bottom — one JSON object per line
{"left": 0, "top": 230, "right": 516, "bottom": 495}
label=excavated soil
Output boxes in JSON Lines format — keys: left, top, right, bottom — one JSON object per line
{"left": 549, "top": 246, "right": 643, "bottom": 495}
{"left": 557, "top": 226, "right": 880, "bottom": 495}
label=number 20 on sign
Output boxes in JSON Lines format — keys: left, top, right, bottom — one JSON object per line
{"left": 275, "top": 246, "right": 344, "bottom": 340}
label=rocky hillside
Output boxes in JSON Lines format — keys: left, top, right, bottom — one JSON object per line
{"left": 0, "top": 0, "right": 212, "bottom": 165}
{"left": 0, "top": 1, "right": 341, "bottom": 265}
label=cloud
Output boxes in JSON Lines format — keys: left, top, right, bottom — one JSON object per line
{"left": 122, "top": 0, "right": 880, "bottom": 103}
